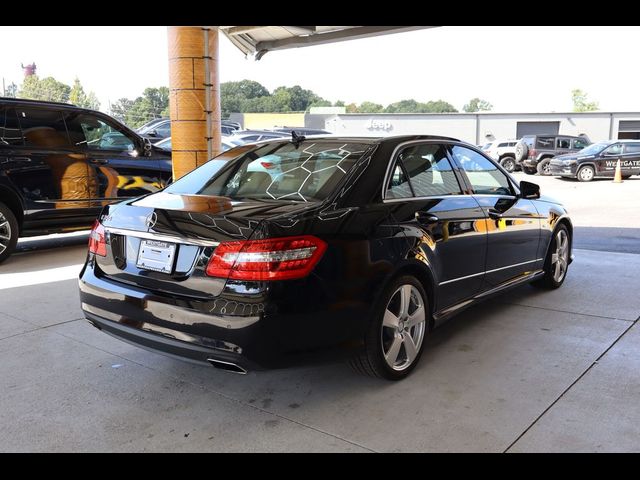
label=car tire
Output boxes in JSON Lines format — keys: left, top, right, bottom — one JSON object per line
{"left": 537, "top": 158, "right": 552, "bottom": 176}
{"left": 532, "top": 224, "right": 571, "bottom": 290}
{"left": 523, "top": 167, "right": 537, "bottom": 175}
{"left": 0, "top": 202, "right": 19, "bottom": 264}
{"left": 349, "top": 275, "right": 429, "bottom": 380}
{"left": 622, "top": 175, "right": 632, "bottom": 180}
{"left": 577, "top": 165, "right": 595, "bottom": 182}
{"left": 515, "top": 142, "right": 528, "bottom": 162}
{"left": 500, "top": 156, "right": 516, "bottom": 173}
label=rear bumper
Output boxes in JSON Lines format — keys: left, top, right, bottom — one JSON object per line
{"left": 79, "top": 261, "right": 369, "bottom": 370}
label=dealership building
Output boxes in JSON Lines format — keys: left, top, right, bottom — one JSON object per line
{"left": 232, "top": 110, "right": 640, "bottom": 145}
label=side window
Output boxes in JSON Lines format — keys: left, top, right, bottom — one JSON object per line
{"left": 573, "top": 138, "right": 589, "bottom": 149}
{"left": 624, "top": 143, "right": 640, "bottom": 154}
{"left": 557, "top": 138, "right": 571, "bottom": 149}
{"left": 154, "top": 122, "right": 171, "bottom": 137}
{"left": 0, "top": 107, "right": 24, "bottom": 146}
{"left": 66, "top": 113, "right": 135, "bottom": 153}
{"left": 451, "top": 145, "right": 513, "bottom": 196}
{"left": 399, "top": 144, "right": 461, "bottom": 197}
{"left": 385, "top": 163, "right": 412, "bottom": 199}
{"left": 604, "top": 144, "right": 623, "bottom": 156}
{"left": 536, "top": 136, "right": 555, "bottom": 149}
{"left": 16, "top": 108, "right": 71, "bottom": 148}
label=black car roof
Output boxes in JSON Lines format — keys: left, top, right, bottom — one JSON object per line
{"left": 0, "top": 96, "right": 97, "bottom": 111}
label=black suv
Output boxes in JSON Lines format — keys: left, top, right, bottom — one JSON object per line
{"left": 0, "top": 98, "right": 172, "bottom": 263}
{"left": 549, "top": 140, "right": 640, "bottom": 182}
{"left": 515, "top": 135, "right": 591, "bottom": 175}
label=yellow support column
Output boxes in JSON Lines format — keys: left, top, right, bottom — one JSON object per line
{"left": 167, "top": 26, "right": 221, "bottom": 180}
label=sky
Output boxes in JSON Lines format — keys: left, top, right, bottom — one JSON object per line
{"left": 1, "top": 26, "right": 639, "bottom": 113}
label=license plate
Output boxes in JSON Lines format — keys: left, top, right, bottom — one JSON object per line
{"left": 136, "top": 239, "right": 176, "bottom": 274}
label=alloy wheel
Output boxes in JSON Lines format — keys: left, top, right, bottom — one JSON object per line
{"left": 551, "top": 229, "right": 569, "bottom": 283}
{"left": 579, "top": 166, "right": 594, "bottom": 181}
{"left": 0, "top": 211, "right": 11, "bottom": 256}
{"left": 381, "top": 284, "right": 426, "bottom": 371}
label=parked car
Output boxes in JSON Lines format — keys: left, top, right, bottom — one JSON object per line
{"left": 515, "top": 134, "right": 591, "bottom": 175}
{"left": 135, "top": 117, "right": 166, "bottom": 134}
{"left": 227, "top": 129, "right": 290, "bottom": 144}
{"left": 549, "top": 139, "right": 640, "bottom": 181}
{"left": 272, "top": 126, "right": 332, "bottom": 136}
{"left": 0, "top": 97, "right": 173, "bottom": 263}
{"left": 139, "top": 118, "right": 237, "bottom": 142}
{"left": 155, "top": 136, "right": 236, "bottom": 153}
{"left": 222, "top": 120, "right": 241, "bottom": 131}
{"left": 79, "top": 135, "right": 573, "bottom": 380}
{"left": 481, "top": 139, "right": 519, "bottom": 173}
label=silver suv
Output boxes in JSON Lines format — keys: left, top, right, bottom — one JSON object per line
{"left": 481, "top": 139, "right": 519, "bottom": 172}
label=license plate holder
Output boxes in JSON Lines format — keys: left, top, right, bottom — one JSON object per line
{"left": 136, "top": 239, "right": 176, "bottom": 274}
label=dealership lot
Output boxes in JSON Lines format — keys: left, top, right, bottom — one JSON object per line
{"left": 1, "top": 174, "right": 639, "bottom": 452}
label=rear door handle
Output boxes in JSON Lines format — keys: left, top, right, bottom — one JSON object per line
{"left": 415, "top": 212, "right": 439, "bottom": 224}
{"left": 488, "top": 208, "right": 503, "bottom": 220}
{"left": 13, "top": 156, "right": 31, "bottom": 163}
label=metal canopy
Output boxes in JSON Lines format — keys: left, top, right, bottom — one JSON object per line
{"left": 219, "top": 26, "right": 438, "bottom": 60}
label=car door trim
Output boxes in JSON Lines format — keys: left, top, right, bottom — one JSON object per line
{"left": 438, "top": 258, "right": 544, "bottom": 286}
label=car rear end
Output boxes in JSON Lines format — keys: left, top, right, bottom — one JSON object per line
{"left": 78, "top": 139, "right": 376, "bottom": 372}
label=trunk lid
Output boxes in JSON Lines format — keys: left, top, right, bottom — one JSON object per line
{"left": 96, "top": 191, "right": 317, "bottom": 298}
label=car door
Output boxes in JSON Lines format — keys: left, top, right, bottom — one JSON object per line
{"left": 64, "top": 111, "right": 166, "bottom": 207}
{"left": 7, "top": 105, "right": 97, "bottom": 227}
{"left": 620, "top": 143, "right": 640, "bottom": 175}
{"left": 449, "top": 144, "right": 541, "bottom": 290}
{"left": 384, "top": 141, "right": 488, "bottom": 310}
{"left": 555, "top": 137, "right": 572, "bottom": 157}
{"left": 598, "top": 142, "right": 623, "bottom": 176}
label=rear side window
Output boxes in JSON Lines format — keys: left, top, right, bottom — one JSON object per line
{"left": 389, "top": 144, "right": 461, "bottom": 198}
{"left": 536, "top": 136, "right": 555, "bottom": 149}
{"left": 166, "top": 141, "right": 371, "bottom": 203}
{"left": 624, "top": 143, "right": 640, "bottom": 154}
{"left": 556, "top": 138, "right": 571, "bottom": 149}
{"left": 0, "top": 107, "right": 23, "bottom": 146}
{"left": 16, "top": 108, "right": 71, "bottom": 148}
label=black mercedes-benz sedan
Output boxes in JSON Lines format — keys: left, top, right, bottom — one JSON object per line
{"left": 79, "top": 135, "right": 573, "bottom": 380}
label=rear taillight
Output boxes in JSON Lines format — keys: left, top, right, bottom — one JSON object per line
{"left": 206, "top": 235, "right": 327, "bottom": 281}
{"left": 88, "top": 220, "right": 107, "bottom": 257}
{"left": 529, "top": 148, "right": 537, "bottom": 159}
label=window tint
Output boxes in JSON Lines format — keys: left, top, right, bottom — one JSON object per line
{"left": 451, "top": 146, "right": 512, "bottom": 196}
{"left": 508, "top": 142, "right": 517, "bottom": 147}
{"left": 557, "top": 138, "right": 571, "bottom": 149}
{"left": 624, "top": 143, "right": 640, "bottom": 154}
{"left": 604, "top": 144, "right": 623, "bottom": 155}
{"left": 16, "top": 108, "right": 71, "bottom": 148}
{"left": 498, "top": 142, "right": 508, "bottom": 148}
{"left": 573, "top": 138, "right": 589, "bottom": 149}
{"left": 154, "top": 122, "right": 171, "bottom": 137}
{"left": 65, "top": 113, "right": 135, "bottom": 152}
{"left": 536, "top": 136, "right": 555, "bottom": 149}
{"left": 397, "top": 144, "right": 461, "bottom": 197}
{"left": 386, "top": 163, "right": 412, "bottom": 199}
{"left": 0, "top": 107, "right": 23, "bottom": 146}
{"left": 166, "top": 141, "right": 370, "bottom": 202}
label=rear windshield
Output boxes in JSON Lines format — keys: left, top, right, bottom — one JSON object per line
{"left": 165, "top": 141, "right": 371, "bottom": 202}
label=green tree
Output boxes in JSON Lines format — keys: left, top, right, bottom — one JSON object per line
{"left": 334, "top": 100, "right": 345, "bottom": 107}
{"left": 69, "top": 78, "right": 100, "bottom": 110}
{"left": 572, "top": 89, "right": 599, "bottom": 112}
{"left": 109, "top": 98, "right": 135, "bottom": 124}
{"left": 424, "top": 100, "right": 458, "bottom": 113}
{"left": 357, "top": 101, "right": 384, "bottom": 113}
{"left": 463, "top": 97, "right": 492, "bottom": 112}
{"left": 18, "top": 75, "right": 71, "bottom": 103}
{"left": 346, "top": 103, "right": 358, "bottom": 113}
{"left": 384, "top": 99, "right": 457, "bottom": 113}
{"left": 220, "top": 80, "right": 269, "bottom": 100}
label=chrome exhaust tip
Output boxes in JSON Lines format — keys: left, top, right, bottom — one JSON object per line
{"left": 207, "top": 358, "right": 247, "bottom": 375}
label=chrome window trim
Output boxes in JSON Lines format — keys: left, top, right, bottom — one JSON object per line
{"left": 105, "top": 227, "right": 220, "bottom": 247}
{"left": 382, "top": 193, "right": 471, "bottom": 204}
{"left": 438, "top": 258, "right": 544, "bottom": 286}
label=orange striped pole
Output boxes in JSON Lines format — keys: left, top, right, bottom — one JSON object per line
{"left": 167, "top": 26, "right": 221, "bottom": 180}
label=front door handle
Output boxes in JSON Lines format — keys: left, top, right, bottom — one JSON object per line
{"left": 13, "top": 156, "right": 31, "bottom": 163}
{"left": 89, "top": 158, "right": 108, "bottom": 165}
{"left": 415, "top": 212, "right": 439, "bottom": 225}
{"left": 488, "top": 208, "right": 503, "bottom": 220}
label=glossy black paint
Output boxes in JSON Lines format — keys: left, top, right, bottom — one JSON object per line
{"left": 0, "top": 98, "right": 171, "bottom": 238}
{"left": 79, "top": 135, "right": 573, "bottom": 370}
{"left": 549, "top": 140, "right": 640, "bottom": 179}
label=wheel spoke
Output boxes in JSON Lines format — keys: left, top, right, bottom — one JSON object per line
{"left": 383, "top": 309, "right": 399, "bottom": 329}
{"left": 403, "top": 334, "right": 418, "bottom": 363}
{"left": 385, "top": 336, "right": 403, "bottom": 366}
{"left": 554, "top": 259, "right": 562, "bottom": 279}
{"left": 551, "top": 253, "right": 559, "bottom": 264}
{"left": 399, "top": 285, "right": 412, "bottom": 316}
{"left": 406, "top": 305, "right": 425, "bottom": 328}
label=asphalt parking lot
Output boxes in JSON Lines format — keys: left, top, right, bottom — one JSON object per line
{"left": 1, "top": 173, "right": 639, "bottom": 452}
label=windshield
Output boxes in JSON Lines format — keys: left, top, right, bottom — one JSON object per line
{"left": 165, "top": 141, "right": 371, "bottom": 202}
{"left": 578, "top": 142, "right": 609, "bottom": 156}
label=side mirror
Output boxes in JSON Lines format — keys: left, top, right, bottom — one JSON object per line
{"left": 520, "top": 180, "right": 540, "bottom": 199}
{"left": 142, "top": 137, "right": 153, "bottom": 157}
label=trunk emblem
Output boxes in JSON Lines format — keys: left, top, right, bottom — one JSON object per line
{"left": 145, "top": 212, "right": 158, "bottom": 229}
